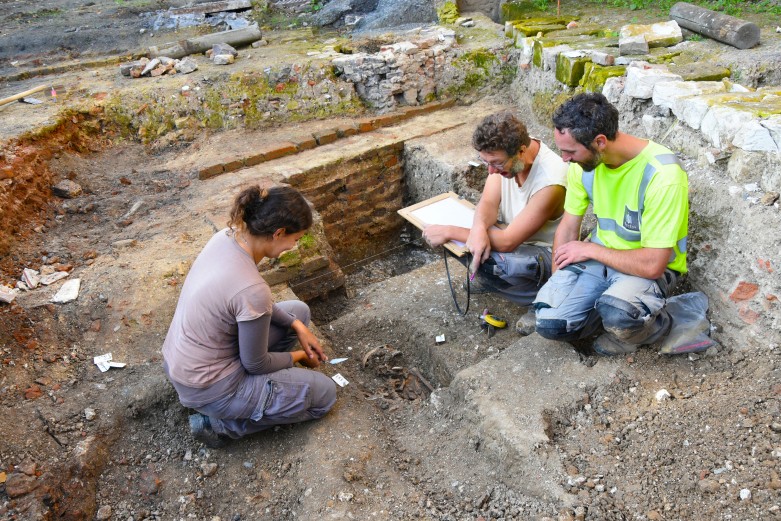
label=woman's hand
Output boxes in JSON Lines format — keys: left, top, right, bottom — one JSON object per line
{"left": 292, "top": 350, "right": 321, "bottom": 368}
{"left": 291, "top": 320, "right": 328, "bottom": 363}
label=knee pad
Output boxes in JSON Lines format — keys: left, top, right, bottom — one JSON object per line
{"left": 596, "top": 295, "right": 646, "bottom": 341}
{"left": 535, "top": 318, "right": 575, "bottom": 342}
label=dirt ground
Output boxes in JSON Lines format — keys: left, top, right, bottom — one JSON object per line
{"left": 2, "top": 1, "right": 781, "bottom": 520}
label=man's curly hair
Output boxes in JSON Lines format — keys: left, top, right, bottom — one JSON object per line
{"left": 472, "top": 111, "right": 531, "bottom": 156}
{"left": 552, "top": 93, "right": 619, "bottom": 148}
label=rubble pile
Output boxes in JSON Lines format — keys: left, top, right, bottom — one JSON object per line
{"left": 332, "top": 27, "right": 457, "bottom": 111}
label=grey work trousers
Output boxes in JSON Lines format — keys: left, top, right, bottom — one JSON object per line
{"left": 460, "top": 244, "right": 553, "bottom": 306}
{"left": 534, "top": 260, "right": 678, "bottom": 346}
{"left": 198, "top": 301, "right": 337, "bottom": 439}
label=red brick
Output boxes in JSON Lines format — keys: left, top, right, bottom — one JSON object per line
{"left": 293, "top": 137, "right": 317, "bottom": 151}
{"left": 372, "top": 113, "right": 403, "bottom": 127}
{"left": 336, "top": 123, "right": 359, "bottom": 138}
{"left": 730, "top": 281, "right": 759, "bottom": 302}
{"left": 357, "top": 118, "right": 376, "bottom": 133}
{"left": 199, "top": 163, "right": 224, "bottom": 180}
{"left": 313, "top": 130, "right": 339, "bottom": 146}
{"left": 259, "top": 142, "right": 298, "bottom": 161}
{"left": 223, "top": 159, "right": 245, "bottom": 173}
{"left": 245, "top": 153, "right": 265, "bottom": 167}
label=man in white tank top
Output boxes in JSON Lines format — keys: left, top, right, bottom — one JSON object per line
{"left": 423, "top": 111, "right": 568, "bottom": 321}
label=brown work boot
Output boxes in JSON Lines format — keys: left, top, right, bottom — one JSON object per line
{"left": 515, "top": 308, "right": 536, "bottom": 336}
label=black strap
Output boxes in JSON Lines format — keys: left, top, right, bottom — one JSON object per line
{"left": 444, "top": 248, "right": 470, "bottom": 316}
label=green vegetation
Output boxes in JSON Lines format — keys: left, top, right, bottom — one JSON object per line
{"left": 583, "top": 0, "right": 781, "bottom": 15}
{"left": 437, "top": 2, "right": 460, "bottom": 24}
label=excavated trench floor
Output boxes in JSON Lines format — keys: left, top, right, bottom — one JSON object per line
{"left": 3, "top": 35, "right": 781, "bottom": 521}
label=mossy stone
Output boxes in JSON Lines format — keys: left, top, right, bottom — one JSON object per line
{"left": 579, "top": 63, "right": 626, "bottom": 92}
{"left": 501, "top": 2, "right": 544, "bottom": 22}
{"left": 514, "top": 23, "right": 566, "bottom": 37}
{"left": 669, "top": 63, "right": 731, "bottom": 82}
{"left": 556, "top": 52, "right": 591, "bottom": 87}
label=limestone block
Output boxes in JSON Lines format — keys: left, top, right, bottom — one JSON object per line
{"left": 388, "top": 41, "right": 419, "bottom": 55}
{"left": 653, "top": 80, "right": 726, "bottom": 111}
{"left": 700, "top": 106, "right": 756, "bottom": 149}
{"left": 732, "top": 120, "right": 780, "bottom": 152}
{"left": 541, "top": 44, "right": 572, "bottom": 72}
{"left": 556, "top": 50, "right": 590, "bottom": 87}
{"left": 623, "top": 67, "right": 682, "bottom": 99}
{"left": 668, "top": 63, "right": 731, "bottom": 82}
{"left": 727, "top": 148, "right": 781, "bottom": 186}
{"left": 761, "top": 115, "right": 781, "bottom": 150}
{"left": 619, "top": 35, "right": 648, "bottom": 56}
{"left": 505, "top": 21, "right": 515, "bottom": 38}
{"left": 603, "top": 76, "right": 625, "bottom": 103}
{"left": 587, "top": 50, "right": 615, "bottom": 66}
{"left": 620, "top": 20, "right": 682, "bottom": 48}
{"left": 579, "top": 63, "right": 626, "bottom": 93}
{"left": 642, "top": 114, "right": 673, "bottom": 137}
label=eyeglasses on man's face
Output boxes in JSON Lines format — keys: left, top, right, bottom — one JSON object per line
{"left": 476, "top": 154, "right": 513, "bottom": 170}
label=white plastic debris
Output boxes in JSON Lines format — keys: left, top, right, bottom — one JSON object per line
{"left": 93, "top": 352, "right": 127, "bottom": 372}
{"left": 740, "top": 488, "right": 751, "bottom": 500}
{"left": 0, "top": 285, "right": 19, "bottom": 303}
{"left": 51, "top": 278, "right": 81, "bottom": 303}
{"left": 435, "top": 334, "right": 446, "bottom": 344}
{"left": 40, "top": 271, "right": 69, "bottom": 286}
{"left": 22, "top": 268, "right": 40, "bottom": 289}
{"left": 331, "top": 373, "right": 349, "bottom": 387}
{"left": 655, "top": 389, "right": 672, "bottom": 402}
{"left": 744, "top": 182, "right": 760, "bottom": 192}
{"left": 329, "top": 358, "right": 348, "bottom": 365}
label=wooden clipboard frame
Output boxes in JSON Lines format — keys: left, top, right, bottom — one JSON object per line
{"left": 397, "top": 192, "right": 475, "bottom": 257}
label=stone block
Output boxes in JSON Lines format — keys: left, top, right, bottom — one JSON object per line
{"left": 732, "top": 120, "right": 779, "bottom": 152}
{"left": 541, "top": 44, "right": 572, "bottom": 71}
{"left": 199, "top": 163, "right": 224, "bottom": 180}
{"left": 623, "top": 67, "right": 682, "bottom": 99}
{"left": 761, "top": 115, "right": 781, "bottom": 150}
{"left": 586, "top": 50, "right": 616, "bottom": 66}
{"left": 653, "top": 80, "right": 726, "bottom": 112}
{"left": 555, "top": 51, "right": 590, "bottom": 87}
{"left": 700, "top": 106, "right": 756, "bottom": 149}
{"left": 619, "top": 35, "right": 649, "bottom": 56}
{"left": 620, "top": 20, "right": 682, "bottom": 48}
{"left": 727, "top": 148, "right": 781, "bottom": 183}
{"left": 579, "top": 63, "right": 626, "bottom": 93}
{"left": 668, "top": 63, "right": 731, "bottom": 82}
{"left": 603, "top": 76, "right": 625, "bottom": 103}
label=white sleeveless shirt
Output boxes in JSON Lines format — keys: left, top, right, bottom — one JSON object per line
{"left": 498, "top": 140, "right": 568, "bottom": 247}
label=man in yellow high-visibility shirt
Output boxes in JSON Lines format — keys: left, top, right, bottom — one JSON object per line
{"left": 533, "top": 93, "right": 694, "bottom": 356}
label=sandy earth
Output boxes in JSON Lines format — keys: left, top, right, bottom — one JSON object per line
{"left": 2, "top": 1, "right": 781, "bottom": 520}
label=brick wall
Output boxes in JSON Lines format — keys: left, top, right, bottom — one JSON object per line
{"left": 287, "top": 143, "right": 406, "bottom": 267}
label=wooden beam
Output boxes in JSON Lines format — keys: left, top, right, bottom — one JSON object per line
{"left": 169, "top": 0, "right": 252, "bottom": 16}
{"left": 670, "top": 2, "right": 760, "bottom": 50}
{"left": 148, "top": 24, "right": 262, "bottom": 59}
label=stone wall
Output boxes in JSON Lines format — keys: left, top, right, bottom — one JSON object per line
{"left": 506, "top": 20, "right": 781, "bottom": 351}
{"left": 332, "top": 27, "right": 457, "bottom": 112}
{"left": 286, "top": 143, "right": 406, "bottom": 267}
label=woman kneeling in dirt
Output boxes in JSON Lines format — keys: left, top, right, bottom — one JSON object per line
{"left": 162, "top": 185, "right": 336, "bottom": 447}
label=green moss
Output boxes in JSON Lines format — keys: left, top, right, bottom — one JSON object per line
{"left": 437, "top": 1, "right": 459, "bottom": 24}
{"left": 298, "top": 233, "right": 316, "bottom": 251}
{"left": 456, "top": 49, "right": 499, "bottom": 70}
{"left": 556, "top": 52, "right": 591, "bottom": 87}
{"left": 501, "top": 1, "right": 550, "bottom": 21}
{"left": 579, "top": 63, "right": 626, "bottom": 92}
{"left": 532, "top": 90, "right": 571, "bottom": 124}
{"left": 278, "top": 249, "right": 302, "bottom": 267}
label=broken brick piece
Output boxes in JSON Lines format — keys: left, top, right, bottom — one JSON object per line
{"left": 730, "top": 281, "right": 759, "bottom": 302}
{"left": 199, "top": 164, "right": 224, "bottom": 180}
